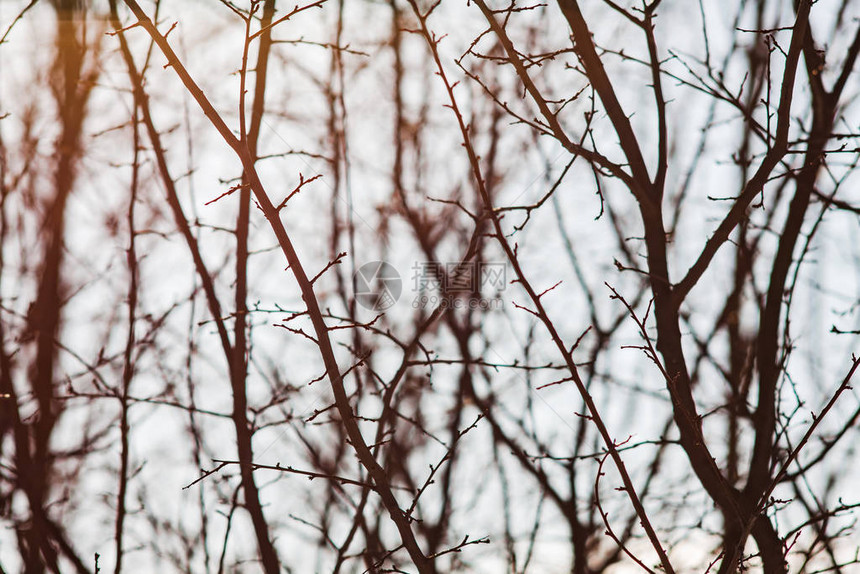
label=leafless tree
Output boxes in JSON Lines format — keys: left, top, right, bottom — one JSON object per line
{"left": 1, "top": 0, "right": 859, "bottom": 573}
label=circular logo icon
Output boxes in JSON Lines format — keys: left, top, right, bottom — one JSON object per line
{"left": 354, "top": 261, "right": 402, "bottom": 311}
